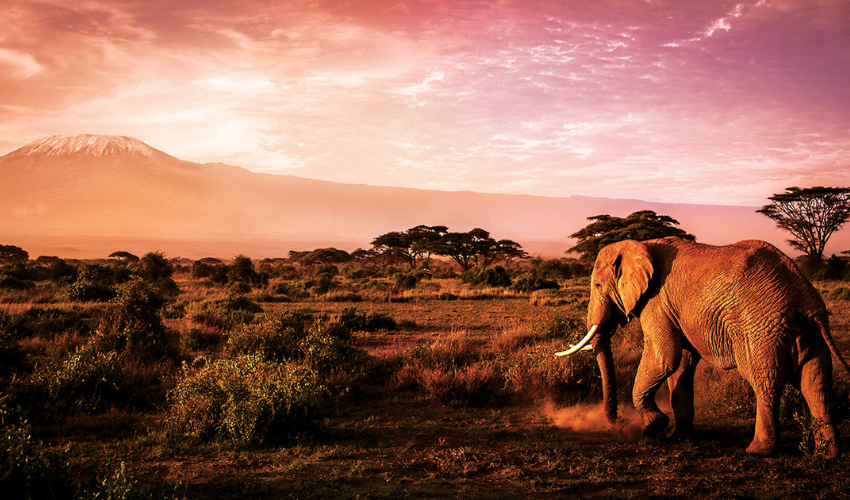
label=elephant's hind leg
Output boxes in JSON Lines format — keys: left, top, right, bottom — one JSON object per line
{"left": 797, "top": 350, "right": 839, "bottom": 459}
{"left": 742, "top": 353, "right": 786, "bottom": 456}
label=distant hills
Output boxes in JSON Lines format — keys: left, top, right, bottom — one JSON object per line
{"left": 0, "top": 134, "right": 845, "bottom": 259}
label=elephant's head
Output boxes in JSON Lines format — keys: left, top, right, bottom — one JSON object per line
{"left": 557, "top": 240, "right": 654, "bottom": 423}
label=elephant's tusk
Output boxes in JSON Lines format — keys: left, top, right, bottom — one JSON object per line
{"left": 555, "top": 325, "right": 598, "bottom": 357}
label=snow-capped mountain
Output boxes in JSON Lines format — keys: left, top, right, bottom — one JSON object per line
{"left": 0, "top": 135, "right": 803, "bottom": 259}
{"left": 10, "top": 135, "right": 159, "bottom": 158}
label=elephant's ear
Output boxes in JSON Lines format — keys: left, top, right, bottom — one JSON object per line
{"left": 614, "top": 240, "right": 653, "bottom": 316}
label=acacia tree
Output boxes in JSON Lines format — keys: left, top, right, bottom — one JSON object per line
{"left": 0, "top": 244, "right": 28, "bottom": 266}
{"left": 433, "top": 228, "right": 527, "bottom": 270}
{"left": 433, "top": 230, "right": 484, "bottom": 270}
{"left": 569, "top": 210, "right": 695, "bottom": 261}
{"left": 108, "top": 251, "right": 140, "bottom": 264}
{"left": 758, "top": 186, "right": 850, "bottom": 266}
{"left": 371, "top": 225, "right": 448, "bottom": 269}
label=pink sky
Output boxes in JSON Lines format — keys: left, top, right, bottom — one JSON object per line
{"left": 1, "top": 0, "right": 849, "bottom": 206}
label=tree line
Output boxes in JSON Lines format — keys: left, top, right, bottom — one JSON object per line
{"left": 3, "top": 185, "right": 849, "bottom": 288}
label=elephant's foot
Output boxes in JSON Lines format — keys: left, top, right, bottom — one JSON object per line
{"left": 641, "top": 412, "right": 670, "bottom": 437}
{"left": 745, "top": 438, "right": 776, "bottom": 456}
{"left": 814, "top": 427, "right": 840, "bottom": 460}
{"left": 666, "top": 421, "right": 694, "bottom": 441}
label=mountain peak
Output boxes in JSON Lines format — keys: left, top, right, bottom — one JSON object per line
{"left": 12, "top": 134, "right": 158, "bottom": 158}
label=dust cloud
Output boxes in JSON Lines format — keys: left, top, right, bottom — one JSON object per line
{"left": 542, "top": 401, "right": 643, "bottom": 437}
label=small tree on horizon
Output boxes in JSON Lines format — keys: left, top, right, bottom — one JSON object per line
{"left": 758, "top": 186, "right": 850, "bottom": 266}
{"left": 569, "top": 210, "right": 696, "bottom": 261}
{"left": 108, "top": 251, "right": 140, "bottom": 264}
{"left": 0, "top": 244, "right": 29, "bottom": 266}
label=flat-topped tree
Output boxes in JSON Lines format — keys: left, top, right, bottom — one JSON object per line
{"left": 569, "top": 210, "right": 695, "bottom": 262}
{"left": 371, "top": 225, "right": 448, "bottom": 269}
{"left": 0, "top": 245, "right": 28, "bottom": 266}
{"left": 758, "top": 186, "right": 850, "bottom": 267}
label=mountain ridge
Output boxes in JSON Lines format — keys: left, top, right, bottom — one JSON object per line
{"left": 1, "top": 135, "right": 843, "bottom": 259}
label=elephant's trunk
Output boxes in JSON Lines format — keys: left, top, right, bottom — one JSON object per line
{"left": 594, "top": 328, "right": 618, "bottom": 424}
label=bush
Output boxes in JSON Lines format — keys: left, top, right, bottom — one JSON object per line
{"left": 225, "top": 310, "right": 315, "bottom": 362}
{"left": 338, "top": 308, "right": 397, "bottom": 332}
{"left": 225, "top": 310, "right": 370, "bottom": 373}
{"left": 0, "top": 273, "right": 34, "bottom": 290}
{"left": 26, "top": 345, "right": 129, "bottom": 415}
{"left": 164, "top": 355, "right": 326, "bottom": 443}
{"left": 187, "top": 295, "right": 263, "bottom": 330}
{"left": 0, "top": 307, "right": 91, "bottom": 340}
{"left": 0, "top": 416, "right": 75, "bottom": 499}
{"left": 510, "top": 274, "right": 559, "bottom": 293}
{"left": 460, "top": 266, "right": 511, "bottom": 288}
{"left": 139, "top": 251, "right": 173, "bottom": 280}
{"left": 394, "top": 271, "right": 424, "bottom": 291}
{"left": 313, "top": 273, "right": 338, "bottom": 295}
{"left": 93, "top": 279, "right": 179, "bottom": 361}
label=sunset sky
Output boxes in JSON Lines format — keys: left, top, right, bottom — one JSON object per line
{"left": 1, "top": 0, "right": 849, "bottom": 206}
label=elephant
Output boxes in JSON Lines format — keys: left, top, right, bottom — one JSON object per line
{"left": 557, "top": 237, "right": 850, "bottom": 458}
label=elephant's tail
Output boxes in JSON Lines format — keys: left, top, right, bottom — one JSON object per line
{"left": 812, "top": 314, "right": 850, "bottom": 376}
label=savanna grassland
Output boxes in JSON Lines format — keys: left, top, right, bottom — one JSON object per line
{"left": 2, "top": 253, "right": 850, "bottom": 499}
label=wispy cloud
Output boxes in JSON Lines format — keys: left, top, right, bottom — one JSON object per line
{"left": 0, "top": 0, "right": 848, "bottom": 205}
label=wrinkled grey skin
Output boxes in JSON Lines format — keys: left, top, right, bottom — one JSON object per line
{"left": 585, "top": 237, "right": 849, "bottom": 458}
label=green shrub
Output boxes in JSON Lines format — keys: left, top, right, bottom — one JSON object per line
{"left": 138, "top": 251, "right": 173, "bottom": 280}
{"left": 64, "top": 263, "right": 118, "bottom": 302}
{"left": 394, "top": 271, "right": 423, "bottom": 291}
{"left": 338, "top": 308, "right": 397, "bottom": 332}
{"left": 81, "top": 462, "right": 187, "bottom": 500}
{"left": 93, "top": 279, "right": 179, "bottom": 361}
{"left": 510, "top": 274, "right": 559, "bottom": 293}
{"left": 0, "top": 418, "right": 75, "bottom": 499}
{"left": 225, "top": 310, "right": 369, "bottom": 372}
{"left": 64, "top": 280, "right": 116, "bottom": 302}
{"left": 225, "top": 309, "right": 315, "bottom": 362}
{"left": 165, "top": 355, "right": 326, "bottom": 443}
{"left": 460, "top": 266, "right": 511, "bottom": 288}
{"left": 0, "top": 273, "right": 34, "bottom": 290}
{"left": 0, "top": 307, "right": 91, "bottom": 340}
{"left": 26, "top": 345, "right": 129, "bottom": 415}
{"left": 187, "top": 295, "right": 262, "bottom": 330}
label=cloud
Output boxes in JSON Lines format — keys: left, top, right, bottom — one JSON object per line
{"left": 0, "top": 0, "right": 847, "bottom": 207}
{"left": 0, "top": 48, "right": 44, "bottom": 79}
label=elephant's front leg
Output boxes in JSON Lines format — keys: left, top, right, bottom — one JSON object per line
{"left": 633, "top": 329, "right": 682, "bottom": 437}
{"left": 665, "top": 348, "right": 700, "bottom": 440}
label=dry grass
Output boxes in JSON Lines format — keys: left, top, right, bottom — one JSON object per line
{"left": 2, "top": 270, "right": 850, "bottom": 498}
